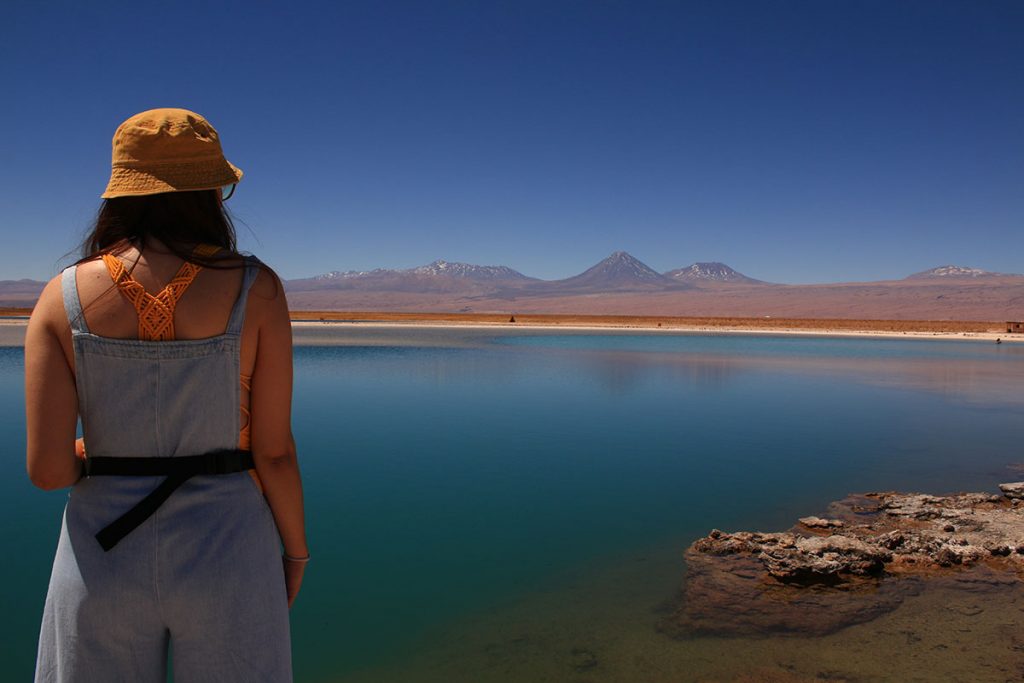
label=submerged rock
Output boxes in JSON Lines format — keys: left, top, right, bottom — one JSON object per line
{"left": 761, "top": 535, "right": 891, "bottom": 583}
{"left": 797, "top": 516, "right": 844, "bottom": 529}
{"left": 666, "top": 485, "right": 1024, "bottom": 637}
{"left": 568, "top": 647, "right": 598, "bottom": 673}
{"left": 999, "top": 482, "right": 1024, "bottom": 499}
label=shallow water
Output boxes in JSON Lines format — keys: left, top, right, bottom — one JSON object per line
{"left": 3, "top": 329, "right": 1023, "bottom": 681}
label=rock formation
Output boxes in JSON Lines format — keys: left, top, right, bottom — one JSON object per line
{"left": 665, "top": 486, "right": 1024, "bottom": 638}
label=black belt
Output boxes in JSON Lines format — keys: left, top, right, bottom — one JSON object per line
{"left": 84, "top": 449, "right": 255, "bottom": 551}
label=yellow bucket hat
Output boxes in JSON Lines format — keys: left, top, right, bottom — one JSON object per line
{"left": 101, "top": 108, "right": 243, "bottom": 199}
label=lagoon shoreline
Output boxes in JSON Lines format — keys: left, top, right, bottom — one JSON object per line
{"left": 290, "top": 319, "right": 1021, "bottom": 343}
{"left": 2, "top": 310, "right": 1022, "bottom": 347}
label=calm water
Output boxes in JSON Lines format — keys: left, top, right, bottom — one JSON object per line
{"left": 3, "top": 328, "right": 1024, "bottom": 681}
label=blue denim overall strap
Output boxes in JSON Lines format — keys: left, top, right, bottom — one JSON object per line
{"left": 61, "top": 266, "right": 90, "bottom": 334}
{"left": 226, "top": 255, "right": 260, "bottom": 336}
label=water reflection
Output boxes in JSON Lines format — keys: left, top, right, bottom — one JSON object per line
{"left": 572, "top": 350, "right": 740, "bottom": 394}
{"left": 9, "top": 321, "right": 1024, "bottom": 407}
{"left": 294, "top": 327, "right": 1024, "bottom": 406}
{"left": 499, "top": 341, "right": 1024, "bottom": 407}
{"left": 0, "top": 323, "right": 26, "bottom": 347}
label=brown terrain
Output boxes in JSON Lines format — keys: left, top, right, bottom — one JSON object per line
{"left": 1, "top": 306, "right": 1015, "bottom": 335}
{"left": 283, "top": 279, "right": 1024, "bottom": 322}
{"left": 291, "top": 311, "right": 1009, "bottom": 334}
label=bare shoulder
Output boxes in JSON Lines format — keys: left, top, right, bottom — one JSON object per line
{"left": 249, "top": 260, "right": 283, "bottom": 300}
{"left": 75, "top": 258, "right": 107, "bottom": 276}
{"left": 29, "top": 273, "right": 69, "bottom": 335}
{"left": 69, "top": 257, "right": 114, "bottom": 303}
{"left": 246, "top": 260, "right": 290, "bottom": 326}
{"left": 25, "top": 272, "right": 77, "bottom": 373}
{"left": 68, "top": 257, "right": 111, "bottom": 290}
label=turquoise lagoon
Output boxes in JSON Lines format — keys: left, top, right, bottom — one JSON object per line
{"left": 3, "top": 327, "right": 1024, "bottom": 681}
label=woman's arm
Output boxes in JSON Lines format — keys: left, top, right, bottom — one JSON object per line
{"left": 25, "top": 277, "right": 82, "bottom": 490}
{"left": 249, "top": 267, "right": 308, "bottom": 607}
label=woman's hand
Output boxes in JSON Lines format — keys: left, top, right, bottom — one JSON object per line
{"left": 75, "top": 438, "right": 86, "bottom": 461}
{"left": 282, "top": 555, "right": 307, "bottom": 608}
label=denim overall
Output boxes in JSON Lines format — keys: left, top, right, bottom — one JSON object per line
{"left": 34, "top": 257, "right": 291, "bottom": 682}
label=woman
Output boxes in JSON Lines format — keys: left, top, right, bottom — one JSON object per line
{"left": 25, "top": 108, "right": 307, "bottom": 682}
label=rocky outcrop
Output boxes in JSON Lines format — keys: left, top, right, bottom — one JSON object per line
{"left": 665, "top": 486, "right": 1024, "bottom": 637}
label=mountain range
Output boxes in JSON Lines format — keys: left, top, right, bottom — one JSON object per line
{"left": 279, "top": 252, "right": 1024, "bottom": 320}
{"left": 3, "top": 253, "right": 1023, "bottom": 320}
{"left": 286, "top": 251, "right": 765, "bottom": 295}
{"left": 286, "top": 251, "right": 1022, "bottom": 293}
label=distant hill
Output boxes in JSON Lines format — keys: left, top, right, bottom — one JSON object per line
{"left": 310, "top": 260, "right": 534, "bottom": 283}
{"left": 0, "top": 278, "right": 46, "bottom": 307}
{"left": 287, "top": 259, "right": 537, "bottom": 294}
{"left": 542, "top": 251, "right": 681, "bottom": 293}
{"left": 906, "top": 265, "right": 1014, "bottom": 280}
{"left": 664, "top": 262, "right": 765, "bottom": 285}
{"left": 289, "top": 251, "right": 690, "bottom": 300}
{"left": 408, "top": 260, "right": 534, "bottom": 281}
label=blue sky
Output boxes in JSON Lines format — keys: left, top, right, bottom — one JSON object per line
{"left": 1, "top": 0, "right": 1021, "bottom": 284}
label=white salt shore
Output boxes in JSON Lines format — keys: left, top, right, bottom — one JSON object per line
{"left": 289, "top": 319, "right": 1024, "bottom": 343}
{"left": 1, "top": 317, "right": 1021, "bottom": 347}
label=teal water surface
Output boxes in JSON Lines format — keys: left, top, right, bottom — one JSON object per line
{"left": 3, "top": 329, "right": 1023, "bottom": 681}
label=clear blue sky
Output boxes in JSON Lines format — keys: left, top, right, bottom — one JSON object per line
{"left": 1, "top": 0, "right": 1021, "bottom": 284}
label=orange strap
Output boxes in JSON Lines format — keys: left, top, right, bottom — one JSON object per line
{"left": 239, "top": 372, "right": 252, "bottom": 451}
{"left": 241, "top": 371, "right": 259, "bottom": 491}
{"left": 101, "top": 244, "right": 220, "bottom": 341}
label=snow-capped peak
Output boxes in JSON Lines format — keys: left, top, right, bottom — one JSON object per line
{"left": 664, "top": 262, "right": 760, "bottom": 283}
{"left": 906, "top": 265, "right": 999, "bottom": 279}
{"left": 410, "top": 260, "right": 530, "bottom": 280}
{"left": 314, "top": 268, "right": 391, "bottom": 280}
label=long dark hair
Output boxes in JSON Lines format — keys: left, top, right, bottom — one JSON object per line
{"left": 75, "top": 190, "right": 244, "bottom": 269}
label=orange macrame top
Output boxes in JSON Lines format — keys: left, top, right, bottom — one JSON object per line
{"left": 101, "top": 248, "right": 209, "bottom": 341}
{"left": 101, "top": 245, "right": 254, "bottom": 456}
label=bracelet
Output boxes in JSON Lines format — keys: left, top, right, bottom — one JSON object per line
{"left": 283, "top": 552, "right": 311, "bottom": 563}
